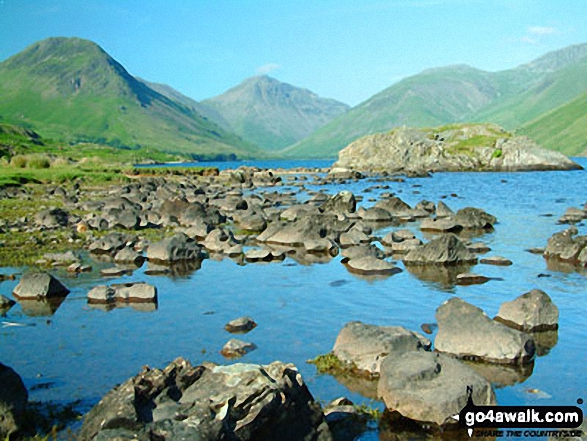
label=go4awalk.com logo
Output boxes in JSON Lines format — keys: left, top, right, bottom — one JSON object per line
{"left": 453, "top": 387, "right": 584, "bottom": 438}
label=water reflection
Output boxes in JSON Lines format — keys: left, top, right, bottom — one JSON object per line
{"left": 462, "top": 360, "right": 534, "bottom": 389}
{"left": 530, "top": 329, "right": 558, "bottom": 356}
{"left": 16, "top": 296, "right": 67, "bottom": 317}
{"left": 88, "top": 302, "right": 158, "bottom": 313}
{"left": 144, "top": 259, "right": 203, "bottom": 278}
{"left": 405, "top": 264, "right": 474, "bottom": 287}
{"left": 378, "top": 411, "right": 480, "bottom": 441}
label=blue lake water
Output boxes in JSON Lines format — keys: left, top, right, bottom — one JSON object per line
{"left": 1, "top": 158, "right": 586, "bottom": 439}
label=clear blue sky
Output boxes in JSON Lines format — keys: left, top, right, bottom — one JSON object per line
{"left": 1, "top": 0, "right": 586, "bottom": 106}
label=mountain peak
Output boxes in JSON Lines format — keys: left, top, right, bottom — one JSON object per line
{"left": 518, "top": 42, "right": 587, "bottom": 73}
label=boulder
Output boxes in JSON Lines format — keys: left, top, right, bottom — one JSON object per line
{"left": 327, "top": 167, "right": 364, "bottom": 180}
{"left": 455, "top": 273, "right": 490, "bottom": 285}
{"left": 114, "top": 247, "right": 144, "bottom": 264}
{"left": 79, "top": 358, "right": 332, "bottom": 441}
{"left": 35, "top": 207, "right": 69, "bottom": 228}
{"left": 359, "top": 207, "right": 393, "bottom": 222}
{"left": 257, "top": 216, "right": 328, "bottom": 246}
{"left": 147, "top": 234, "right": 206, "bottom": 263}
{"left": 201, "top": 228, "right": 240, "bottom": 253}
{"left": 225, "top": 316, "right": 257, "bottom": 333}
{"left": 544, "top": 228, "right": 587, "bottom": 263}
{"left": 558, "top": 207, "right": 587, "bottom": 224}
{"left": 320, "top": 191, "right": 356, "bottom": 214}
{"left": 420, "top": 217, "right": 462, "bottom": 233}
{"left": 454, "top": 207, "right": 496, "bottom": 229}
{"left": 494, "top": 289, "right": 559, "bottom": 332}
{"left": 0, "top": 363, "right": 28, "bottom": 440}
{"left": 342, "top": 256, "right": 402, "bottom": 277}
{"left": 339, "top": 225, "right": 371, "bottom": 248}
{"left": 13, "top": 272, "right": 69, "bottom": 299}
{"left": 402, "top": 233, "right": 477, "bottom": 266}
{"left": 88, "top": 232, "right": 135, "bottom": 255}
{"left": 332, "top": 321, "right": 430, "bottom": 376}
{"left": 436, "top": 201, "right": 455, "bottom": 218}
{"left": 377, "top": 351, "right": 496, "bottom": 426}
{"left": 435, "top": 297, "right": 535, "bottom": 365}
{"left": 374, "top": 197, "right": 412, "bottom": 217}
{"left": 480, "top": 256, "right": 513, "bottom": 266}
{"left": 220, "top": 339, "right": 258, "bottom": 358}
{"left": 88, "top": 282, "right": 157, "bottom": 304}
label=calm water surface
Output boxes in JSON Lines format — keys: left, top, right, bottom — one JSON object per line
{"left": 1, "top": 158, "right": 586, "bottom": 439}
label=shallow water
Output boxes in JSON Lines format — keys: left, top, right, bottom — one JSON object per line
{"left": 1, "top": 158, "right": 586, "bottom": 439}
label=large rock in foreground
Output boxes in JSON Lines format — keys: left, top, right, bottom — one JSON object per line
{"left": 79, "top": 358, "right": 332, "bottom": 441}
{"left": 0, "top": 363, "right": 28, "bottom": 439}
{"left": 332, "top": 321, "right": 430, "bottom": 376}
{"left": 334, "top": 124, "right": 582, "bottom": 172}
{"left": 435, "top": 298, "right": 535, "bottom": 365}
{"left": 377, "top": 351, "right": 496, "bottom": 426}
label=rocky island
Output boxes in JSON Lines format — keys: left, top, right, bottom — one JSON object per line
{"left": 333, "top": 123, "right": 582, "bottom": 173}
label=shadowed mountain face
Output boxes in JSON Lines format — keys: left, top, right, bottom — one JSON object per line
{"left": 285, "top": 43, "right": 587, "bottom": 158}
{"left": 200, "top": 75, "right": 350, "bottom": 151}
{"left": 0, "top": 37, "right": 260, "bottom": 159}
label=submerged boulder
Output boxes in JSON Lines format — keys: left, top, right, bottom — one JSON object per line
{"left": 377, "top": 351, "right": 496, "bottom": 426}
{"left": 79, "top": 358, "right": 332, "bottom": 441}
{"left": 435, "top": 297, "right": 535, "bottom": 365}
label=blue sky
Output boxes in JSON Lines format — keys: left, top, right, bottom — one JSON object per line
{"left": 1, "top": 0, "right": 586, "bottom": 106}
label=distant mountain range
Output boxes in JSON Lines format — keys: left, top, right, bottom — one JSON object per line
{"left": 0, "top": 37, "right": 585, "bottom": 160}
{"left": 0, "top": 38, "right": 263, "bottom": 160}
{"left": 285, "top": 43, "right": 587, "bottom": 158}
{"left": 199, "top": 76, "right": 349, "bottom": 151}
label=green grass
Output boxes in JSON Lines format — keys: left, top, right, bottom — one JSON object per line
{"left": 518, "top": 92, "right": 587, "bottom": 156}
{"left": 307, "top": 353, "right": 346, "bottom": 374}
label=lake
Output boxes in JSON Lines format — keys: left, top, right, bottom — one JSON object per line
{"left": 1, "top": 158, "right": 586, "bottom": 440}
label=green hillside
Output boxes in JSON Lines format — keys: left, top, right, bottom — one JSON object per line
{"left": 201, "top": 75, "right": 349, "bottom": 151}
{"left": 0, "top": 37, "right": 261, "bottom": 160}
{"left": 285, "top": 43, "right": 587, "bottom": 159}
{"left": 518, "top": 92, "right": 587, "bottom": 157}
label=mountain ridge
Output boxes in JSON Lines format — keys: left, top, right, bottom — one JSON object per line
{"left": 0, "top": 37, "right": 261, "bottom": 160}
{"left": 285, "top": 42, "right": 587, "bottom": 158}
{"left": 200, "top": 75, "right": 350, "bottom": 151}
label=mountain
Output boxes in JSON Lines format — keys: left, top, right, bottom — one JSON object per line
{"left": 200, "top": 75, "right": 350, "bottom": 151}
{"left": 518, "top": 92, "right": 587, "bottom": 157}
{"left": 286, "top": 43, "right": 587, "bottom": 158}
{"left": 0, "top": 37, "right": 260, "bottom": 160}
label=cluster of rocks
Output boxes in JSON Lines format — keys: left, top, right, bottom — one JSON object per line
{"left": 318, "top": 289, "right": 559, "bottom": 427}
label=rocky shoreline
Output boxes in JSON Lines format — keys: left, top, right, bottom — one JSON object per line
{"left": 0, "top": 164, "right": 585, "bottom": 439}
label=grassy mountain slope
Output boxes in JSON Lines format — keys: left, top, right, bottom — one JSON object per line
{"left": 286, "top": 43, "right": 587, "bottom": 159}
{"left": 201, "top": 75, "right": 349, "bottom": 151}
{"left": 0, "top": 37, "right": 260, "bottom": 159}
{"left": 518, "top": 92, "right": 587, "bottom": 157}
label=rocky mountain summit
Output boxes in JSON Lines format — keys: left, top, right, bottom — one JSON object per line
{"left": 334, "top": 123, "right": 582, "bottom": 173}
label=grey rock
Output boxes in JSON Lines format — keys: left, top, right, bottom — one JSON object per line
{"left": 435, "top": 297, "right": 535, "bottom": 364}
{"left": 377, "top": 351, "right": 496, "bottom": 426}
{"left": 220, "top": 339, "right": 258, "bottom": 358}
{"left": 374, "top": 197, "right": 412, "bottom": 217}
{"left": 13, "top": 272, "right": 69, "bottom": 299}
{"left": 88, "top": 282, "right": 157, "bottom": 304}
{"left": 436, "top": 201, "right": 455, "bottom": 218}
{"left": 332, "top": 321, "right": 430, "bottom": 376}
{"left": 100, "top": 267, "right": 132, "bottom": 277}
{"left": 43, "top": 251, "right": 80, "bottom": 265}
{"left": 304, "top": 238, "right": 338, "bottom": 254}
{"left": 403, "top": 233, "right": 477, "bottom": 265}
{"left": 225, "top": 316, "right": 257, "bottom": 333}
{"left": 455, "top": 273, "right": 490, "bottom": 285}
{"left": 359, "top": 207, "right": 393, "bottom": 222}
{"left": 0, "top": 363, "right": 28, "bottom": 440}
{"left": 114, "top": 247, "right": 144, "bottom": 264}
{"left": 558, "top": 207, "right": 587, "bottom": 224}
{"left": 480, "top": 255, "right": 513, "bottom": 266}
{"left": 320, "top": 191, "right": 356, "bottom": 214}
{"left": 495, "top": 289, "right": 559, "bottom": 332}
{"left": 202, "top": 228, "right": 239, "bottom": 253}
{"left": 88, "top": 232, "right": 134, "bottom": 255}
{"left": 544, "top": 229, "right": 587, "bottom": 263}
{"left": 341, "top": 244, "right": 385, "bottom": 260}
{"left": 0, "top": 295, "right": 16, "bottom": 311}
{"left": 339, "top": 225, "right": 371, "bottom": 248}
{"left": 343, "top": 256, "right": 402, "bottom": 276}
{"left": 147, "top": 234, "right": 206, "bottom": 263}
{"left": 420, "top": 217, "right": 461, "bottom": 233}
{"left": 35, "top": 207, "right": 69, "bottom": 228}
{"left": 333, "top": 124, "right": 582, "bottom": 172}
{"left": 454, "top": 207, "right": 496, "bottom": 229}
